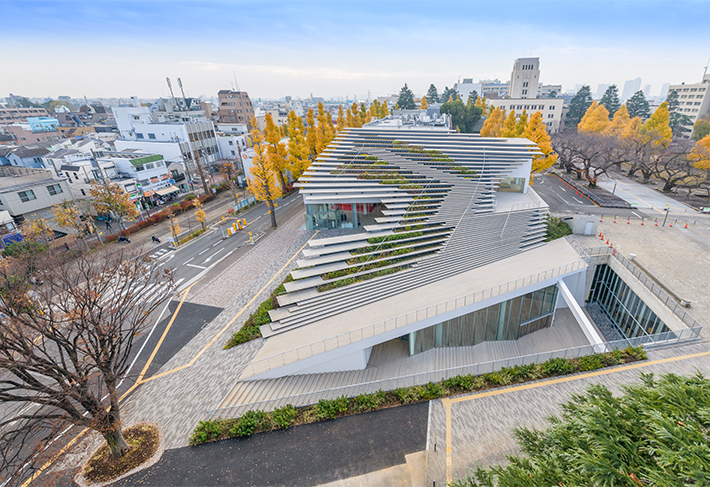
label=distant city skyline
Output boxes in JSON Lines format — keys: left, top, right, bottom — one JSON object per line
{"left": 2, "top": 0, "right": 709, "bottom": 101}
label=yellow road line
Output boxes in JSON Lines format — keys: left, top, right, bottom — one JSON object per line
{"left": 443, "top": 349, "right": 710, "bottom": 481}
{"left": 21, "top": 428, "right": 88, "bottom": 487}
{"left": 140, "top": 230, "right": 319, "bottom": 383}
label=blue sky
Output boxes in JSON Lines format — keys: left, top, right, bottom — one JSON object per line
{"left": 2, "top": 1, "right": 709, "bottom": 100}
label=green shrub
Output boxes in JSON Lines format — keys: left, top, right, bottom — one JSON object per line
{"left": 623, "top": 346, "right": 647, "bottom": 361}
{"left": 272, "top": 405, "right": 298, "bottom": 429}
{"left": 229, "top": 410, "right": 270, "bottom": 438}
{"left": 189, "top": 420, "right": 224, "bottom": 445}
{"left": 315, "top": 396, "right": 349, "bottom": 420}
{"left": 354, "top": 390, "right": 386, "bottom": 411}
{"left": 185, "top": 194, "right": 196, "bottom": 201}
{"left": 420, "top": 381, "right": 447, "bottom": 400}
{"left": 393, "top": 386, "right": 422, "bottom": 404}
{"left": 574, "top": 354, "right": 604, "bottom": 372}
{"left": 545, "top": 216, "right": 572, "bottom": 242}
{"left": 542, "top": 357, "right": 574, "bottom": 376}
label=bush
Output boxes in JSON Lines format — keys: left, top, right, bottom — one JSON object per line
{"left": 420, "top": 381, "right": 447, "bottom": 400}
{"left": 315, "top": 396, "right": 349, "bottom": 420}
{"left": 542, "top": 357, "right": 574, "bottom": 376}
{"left": 573, "top": 354, "right": 604, "bottom": 372}
{"left": 190, "top": 420, "right": 224, "bottom": 445}
{"left": 354, "top": 390, "right": 386, "bottom": 412}
{"left": 545, "top": 216, "right": 572, "bottom": 242}
{"left": 229, "top": 410, "right": 269, "bottom": 437}
{"left": 393, "top": 386, "right": 422, "bottom": 404}
{"left": 185, "top": 194, "right": 196, "bottom": 201}
{"left": 272, "top": 405, "right": 297, "bottom": 429}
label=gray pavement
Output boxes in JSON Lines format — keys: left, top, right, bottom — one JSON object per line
{"left": 597, "top": 172, "right": 697, "bottom": 213}
{"left": 426, "top": 341, "right": 710, "bottom": 485}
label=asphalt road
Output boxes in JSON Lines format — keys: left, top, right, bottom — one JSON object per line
{"left": 532, "top": 173, "right": 650, "bottom": 219}
{"left": 110, "top": 401, "right": 429, "bottom": 487}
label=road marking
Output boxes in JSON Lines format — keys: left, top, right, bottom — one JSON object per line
{"left": 141, "top": 230, "right": 320, "bottom": 384}
{"left": 442, "top": 349, "right": 710, "bottom": 482}
{"left": 186, "top": 263, "right": 207, "bottom": 270}
{"left": 573, "top": 197, "right": 583, "bottom": 204}
{"left": 212, "top": 242, "right": 221, "bottom": 247}
{"left": 253, "top": 215, "right": 263, "bottom": 222}
{"left": 632, "top": 211, "right": 640, "bottom": 218}
{"left": 559, "top": 186, "right": 566, "bottom": 192}
{"left": 183, "top": 257, "right": 195, "bottom": 265}
{"left": 164, "top": 255, "right": 175, "bottom": 263}
{"left": 198, "top": 248, "right": 210, "bottom": 255}
{"left": 203, "top": 247, "right": 224, "bottom": 263}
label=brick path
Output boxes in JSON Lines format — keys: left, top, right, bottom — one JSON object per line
{"left": 119, "top": 213, "right": 314, "bottom": 449}
{"left": 425, "top": 341, "right": 710, "bottom": 485}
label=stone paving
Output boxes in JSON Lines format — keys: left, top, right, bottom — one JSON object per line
{"left": 425, "top": 341, "right": 710, "bottom": 485}
{"left": 116, "top": 212, "right": 314, "bottom": 450}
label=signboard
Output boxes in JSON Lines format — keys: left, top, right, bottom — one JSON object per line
{"left": 169, "top": 179, "right": 175, "bottom": 184}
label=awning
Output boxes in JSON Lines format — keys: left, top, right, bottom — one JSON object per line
{"left": 155, "top": 185, "right": 180, "bottom": 196}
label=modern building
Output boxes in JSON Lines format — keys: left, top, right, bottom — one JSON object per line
{"left": 621, "top": 77, "right": 642, "bottom": 102}
{"left": 486, "top": 98, "right": 564, "bottom": 133}
{"left": 97, "top": 151, "right": 176, "bottom": 201}
{"left": 237, "top": 123, "right": 601, "bottom": 381}
{"left": 480, "top": 79, "right": 509, "bottom": 98}
{"left": 0, "top": 146, "right": 51, "bottom": 169}
{"left": 0, "top": 166, "right": 71, "bottom": 227}
{"left": 0, "top": 107, "right": 49, "bottom": 124}
{"left": 217, "top": 90, "right": 255, "bottom": 126}
{"left": 668, "top": 71, "right": 710, "bottom": 135}
{"left": 4, "top": 124, "right": 64, "bottom": 145}
{"left": 454, "top": 79, "right": 483, "bottom": 103}
{"left": 509, "top": 57, "right": 540, "bottom": 99}
{"left": 538, "top": 84, "right": 562, "bottom": 98}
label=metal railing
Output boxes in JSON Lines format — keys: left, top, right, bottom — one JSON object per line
{"left": 239, "top": 259, "right": 588, "bottom": 379}
{"left": 208, "top": 325, "right": 703, "bottom": 420}
{"left": 586, "top": 247, "right": 701, "bottom": 329}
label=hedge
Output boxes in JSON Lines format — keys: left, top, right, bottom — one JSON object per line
{"left": 224, "top": 275, "right": 293, "bottom": 349}
{"left": 190, "top": 346, "right": 647, "bottom": 446}
{"left": 104, "top": 193, "right": 217, "bottom": 243}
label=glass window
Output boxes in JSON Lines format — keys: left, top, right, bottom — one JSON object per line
{"left": 148, "top": 133, "right": 156, "bottom": 139}
{"left": 136, "top": 133, "right": 144, "bottom": 139}
{"left": 18, "top": 190, "right": 36, "bottom": 202}
{"left": 47, "top": 184, "right": 63, "bottom": 195}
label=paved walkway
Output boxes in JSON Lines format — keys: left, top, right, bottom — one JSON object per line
{"left": 425, "top": 341, "right": 710, "bottom": 485}
{"left": 108, "top": 214, "right": 314, "bottom": 451}
{"left": 596, "top": 172, "right": 697, "bottom": 213}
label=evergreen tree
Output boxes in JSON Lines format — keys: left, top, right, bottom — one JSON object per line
{"left": 666, "top": 89, "right": 693, "bottom": 137}
{"left": 426, "top": 84, "right": 439, "bottom": 103}
{"left": 440, "top": 98, "right": 483, "bottom": 133}
{"left": 397, "top": 83, "right": 416, "bottom": 110}
{"left": 693, "top": 115, "right": 710, "bottom": 141}
{"left": 626, "top": 90, "right": 651, "bottom": 120}
{"left": 599, "top": 84, "right": 620, "bottom": 119}
{"left": 440, "top": 86, "right": 457, "bottom": 104}
{"left": 547, "top": 90, "right": 557, "bottom": 98}
{"left": 566, "top": 85, "right": 593, "bottom": 130}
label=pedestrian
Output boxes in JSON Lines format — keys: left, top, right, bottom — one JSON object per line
{"left": 105, "top": 220, "right": 112, "bottom": 230}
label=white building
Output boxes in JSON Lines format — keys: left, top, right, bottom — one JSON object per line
{"left": 668, "top": 72, "right": 710, "bottom": 135}
{"left": 486, "top": 98, "right": 564, "bottom": 133}
{"left": 481, "top": 79, "right": 509, "bottom": 98}
{"left": 98, "top": 151, "right": 176, "bottom": 200}
{"left": 509, "top": 57, "right": 540, "bottom": 99}
{"left": 454, "top": 79, "right": 483, "bottom": 103}
{"left": 621, "top": 77, "right": 642, "bottom": 101}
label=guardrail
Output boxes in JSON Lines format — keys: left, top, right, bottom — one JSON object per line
{"left": 209, "top": 325, "right": 703, "bottom": 420}
{"left": 240, "top": 259, "right": 588, "bottom": 379}
{"left": 586, "top": 247, "right": 701, "bottom": 329}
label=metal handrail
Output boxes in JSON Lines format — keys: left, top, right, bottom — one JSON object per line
{"left": 239, "top": 259, "right": 588, "bottom": 378}
{"left": 209, "top": 325, "right": 703, "bottom": 419}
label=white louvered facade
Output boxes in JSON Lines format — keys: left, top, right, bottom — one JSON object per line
{"left": 238, "top": 124, "right": 591, "bottom": 380}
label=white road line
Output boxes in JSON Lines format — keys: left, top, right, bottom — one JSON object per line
{"left": 632, "top": 211, "right": 640, "bottom": 218}
{"left": 253, "top": 215, "right": 263, "bottom": 222}
{"left": 198, "top": 248, "right": 210, "bottom": 255}
{"left": 173, "top": 278, "right": 185, "bottom": 288}
{"left": 183, "top": 257, "right": 195, "bottom": 265}
{"left": 186, "top": 263, "right": 207, "bottom": 269}
{"left": 560, "top": 186, "right": 567, "bottom": 192}
{"left": 212, "top": 242, "right": 221, "bottom": 247}
{"left": 573, "top": 197, "right": 583, "bottom": 204}
{"left": 203, "top": 247, "right": 225, "bottom": 263}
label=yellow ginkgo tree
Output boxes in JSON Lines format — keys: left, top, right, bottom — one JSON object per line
{"left": 89, "top": 180, "right": 138, "bottom": 230}
{"left": 248, "top": 117, "right": 282, "bottom": 228}
{"left": 522, "top": 111, "right": 558, "bottom": 178}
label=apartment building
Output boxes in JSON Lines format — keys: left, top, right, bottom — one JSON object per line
{"left": 217, "top": 90, "right": 255, "bottom": 127}
{"left": 668, "top": 72, "right": 710, "bottom": 135}
{"left": 0, "top": 107, "right": 49, "bottom": 124}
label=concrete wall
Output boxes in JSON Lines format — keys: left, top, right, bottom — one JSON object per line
{"left": 250, "top": 268, "right": 587, "bottom": 379}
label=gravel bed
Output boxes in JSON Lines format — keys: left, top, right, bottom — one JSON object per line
{"left": 585, "top": 302, "right": 625, "bottom": 342}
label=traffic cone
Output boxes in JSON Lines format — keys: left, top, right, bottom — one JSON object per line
{"left": 613, "top": 218, "right": 616, "bottom": 223}
{"left": 655, "top": 220, "right": 658, "bottom": 226}
{"left": 685, "top": 223, "right": 688, "bottom": 228}
{"left": 641, "top": 219, "right": 644, "bottom": 225}
{"left": 606, "top": 238, "right": 609, "bottom": 244}
{"left": 670, "top": 223, "right": 673, "bottom": 227}
{"left": 610, "top": 243, "right": 613, "bottom": 248}
{"left": 627, "top": 219, "right": 630, "bottom": 224}
{"left": 599, "top": 231, "right": 603, "bottom": 237}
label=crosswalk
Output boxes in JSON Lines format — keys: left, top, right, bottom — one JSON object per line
{"left": 148, "top": 248, "right": 172, "bottom": 261}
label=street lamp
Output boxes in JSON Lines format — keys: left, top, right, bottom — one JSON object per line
{"left": 662, "top": 206, "right": 670, "bottom": 227}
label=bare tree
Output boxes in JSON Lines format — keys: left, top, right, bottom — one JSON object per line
{"left": 0, "top": 247, "right": 174, "bottom": 485}
{"left": 552, "top": 132, "right": 623, "bottom": 187}
{"left": 653, "top": 139, "right": 698, "bottom": 193}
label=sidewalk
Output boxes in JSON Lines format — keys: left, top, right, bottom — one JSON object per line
{"left": 597, "top": 172, "right": 697, "bottom": 214}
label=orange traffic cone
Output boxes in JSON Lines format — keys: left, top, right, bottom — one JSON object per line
{"left": 670, "top": 223, "right": 673, "bottom": 227}
{"left": 684, "top": 223, "right": 688, "bottom": 228}
{"left": 627, "top": 219, "right": 630, "bottom": 224}
{"left": 641, "top": 219, "right": 644, "bottom": 225}
{"left": 606, "top": 238, "right": 609, "bottom": 244}
{"left": 655, "top": 221, "right": 658, "bottom": 226}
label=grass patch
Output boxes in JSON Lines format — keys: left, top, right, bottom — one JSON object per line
{"left": 545, "top": 216, "right": 573, "bottom": 242}
{"left": 224, "top": 275, "right": 293, "bottom": 349}
{"left": 82, "top": 424, "right": 160, "bottom": 484}
{"left": 190, "top": 346, "right": 648, "bottom": 446}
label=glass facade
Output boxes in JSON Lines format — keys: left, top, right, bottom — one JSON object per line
{"left": 408, "top": 284, "right": 558, "bottom": 355}
{"left": 305, "top": 203, "right": 385, "bottom": 230}
{"left": 498, "top": 177, "right": 525, "bottom": 193}
{"left": 588, "top": 264, "right": 669, "bottom": 338}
